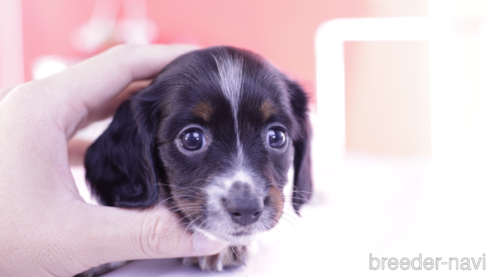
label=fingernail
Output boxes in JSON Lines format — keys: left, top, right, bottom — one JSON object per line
{"left": 192, "top": 233, "right": 226, "bottom": 255}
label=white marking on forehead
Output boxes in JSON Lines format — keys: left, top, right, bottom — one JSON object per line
{"left": 213, "top": 52, "right": 245, "bottom": 167}
{"left": 213, "top": 53, "right": 243, "bottom": 113}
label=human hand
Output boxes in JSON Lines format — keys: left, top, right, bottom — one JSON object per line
{"left": 0, "top": 45, "right": 226, "bottom": 277}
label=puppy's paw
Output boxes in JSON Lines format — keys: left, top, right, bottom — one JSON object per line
{"left": 183, "top": 245, "right": 248, "bottom": 271}
{"left": 74, "top": 261, "right": 128, "bottom": 277}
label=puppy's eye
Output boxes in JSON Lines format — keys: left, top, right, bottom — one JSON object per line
{"left": 267, "top": 128, "right": 286, "bottom": 148}
{"left": 179, "top": 129, "right": 205, "bottom": 151}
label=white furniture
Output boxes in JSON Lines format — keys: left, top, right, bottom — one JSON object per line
{"left": 314, "top": 17, "right": 429, "bottom": 167}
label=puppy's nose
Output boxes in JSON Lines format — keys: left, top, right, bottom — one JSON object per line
{"left": 226, "top": 195, "right": 263, "bottom": 226}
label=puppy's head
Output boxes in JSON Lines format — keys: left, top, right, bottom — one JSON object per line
{"left": 85, "top": 46, "right": 312, "bottom": 245}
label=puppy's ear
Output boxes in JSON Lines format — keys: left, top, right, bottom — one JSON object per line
{"left": 286, "top": 78, "right": 313, "bottom": 214}
{"left": 84, "top": 92, "right": 161, "bottom": 208}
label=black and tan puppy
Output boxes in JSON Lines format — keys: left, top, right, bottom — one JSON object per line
{"left": 82, "top": 46, "right": 312, "bottom": 275}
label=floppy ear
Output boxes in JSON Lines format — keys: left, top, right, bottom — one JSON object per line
{"left": 84, "top": 91, "right": 161, "bottom": 208}
{"left": 285, "top": 79, "right": 313, "bottom": 214}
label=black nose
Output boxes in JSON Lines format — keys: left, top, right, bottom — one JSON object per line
{"left": 226, "top": 196, "right": 263, "bottom": 226}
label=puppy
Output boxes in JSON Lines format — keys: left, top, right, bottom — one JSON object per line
{"left": 81, "top": 46, "right": 312, "bottom": 276}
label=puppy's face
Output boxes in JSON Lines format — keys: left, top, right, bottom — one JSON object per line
{"left": 157, "top": 51, "right": 296, "bottom": 244}
{"left": 85, "top": 47, "right": 312, "bottom": 245}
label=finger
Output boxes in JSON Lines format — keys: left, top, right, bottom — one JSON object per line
{"left": 75, "top": 79, "right": 151, "bottom": 131}
{"left": 76, "top": 204, "right": 226, "bottom": 271}
{"left": 69, "top": 80, "right": 152, "bottom": 165}
{"left": 21, "top": 44, "right": 198, "bottom": 137}
{"left": 84, "top": 79, "right": 152, "bottom": 125}
{"left": 67, "top": 138, "right": 92, "bottom": 166}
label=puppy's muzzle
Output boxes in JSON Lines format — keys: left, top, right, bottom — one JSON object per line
{"left": 224, "top": 182, "right": 264, "bottom": 226}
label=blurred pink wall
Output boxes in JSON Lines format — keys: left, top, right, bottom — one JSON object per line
{"left": 14, "top": 0, "right": 430, "bottom": 157}
{"left": 21, "top": 0, "right": 367, "bottom": 97}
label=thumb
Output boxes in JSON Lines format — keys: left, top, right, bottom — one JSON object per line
{"left": 76, "top": 204, "right": 226, "bottom": 270}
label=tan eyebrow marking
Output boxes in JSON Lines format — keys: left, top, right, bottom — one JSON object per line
{"left": 260, "top": 99, "right": 275, "bottom": 122}
{"left": 192, "top": 102, "right": 214, "bottom": 122}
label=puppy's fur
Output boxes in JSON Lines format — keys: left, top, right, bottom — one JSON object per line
{"left": 81, "top": 46, "right": 312, "bottom": 276}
